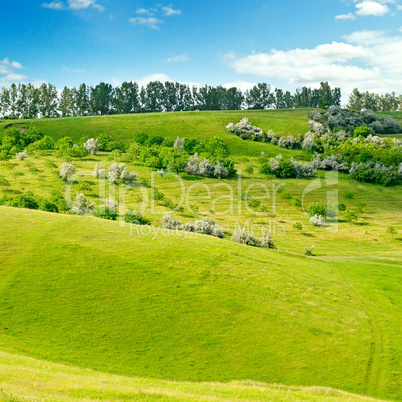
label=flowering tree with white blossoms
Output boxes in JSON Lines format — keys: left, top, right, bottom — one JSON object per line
{"left": 308, "top": 120, "right": 326, "bottom": 136}
{"left": 16, "top": 151, "right": 28, "bottom": 160}
{"left": 231, "top": 228, "right": 275, "bottom": 249}
{"left": 174, "top": 136, "right": 185, "bottom": 150}
{"left": 72, "top": 193, "right": 94, "bottom": 215}
{"left": 104, "top": 195, "right": 118, "bottom": 215}
{"left": 310, "top": 214, "right": 324, "bottom": 227}
{"left": 60, "top": 162, "right": 76, "bottom": 181}
{"left": 107, "top": 163, "right": 138, "bottom": 184}
{"left": 93, "top": 162, "right": 106, "bottom": 178}
{"left": 226, "top": 118, "right": 266, "bottom": 141}
{"left": 184, "top": 153, "right": 228, "bottom": 178}
{"left": 302, "top": 132, "right": 317, "bottom": 151}
{"left": 84, "top": 138, "right": 99, "bottom": 154}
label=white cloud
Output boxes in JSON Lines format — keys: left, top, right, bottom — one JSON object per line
{"left": 165, "top": 54, "right": 189, "bottom": 63}
{"left": 355, "top": 1, "right": 390, "bottom": 16}
{"left": 0, "top": 58, "right": 27, "bottom": 83}
{"left": 62, "top": 67, "right": 85, "bottom": 73}
{"left": 228, "top": 42, "right": 366, "bottom": 79}
{"left": 41, "top": 1, "right": 65, "bottom": 9}
{"left": 162, "top": 6, "right": 181, "bottom": 16}
{"left": 335, "top": 13, "right": 356, "bottom": 19}
{"left": 223, "top": 81, "right": 257, "bottom": 92}
{"left": 0, "top": 73, "right": 28, "bottom": 83}
{"left": 129, "top": 17, "right": 163, "bottom": 29}
{"left": 399, "top": 26, "right": 402, "bottom": 32}
{"left": 130, "top": 5, "right": 181, "bottom": 29}
{"left": 227, "top": 30, "right": 402, "bottom": 98}
{"left": 42, "top": 0, "right": 105, "bottom": 11}
{"left": 136, "top": 8, "right": 156, "bottom": 15}
{"left": 137, "top": 73, "right": 172, "bottom": 88}
{"left": 1, "top": 58, "right": 24, "bottom": 69}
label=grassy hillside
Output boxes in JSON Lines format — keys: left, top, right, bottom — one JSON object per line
{"left": 0, "top": 109, "right": 315, "bottom": 157}
{"left": 0, "top": 207, "right": 400, "bottom": 400}
{"left": 0, "top": 151, "right": 401, "bottom": 258}
{"left": 0, "top": 351, "right": 382, "bottom": 402}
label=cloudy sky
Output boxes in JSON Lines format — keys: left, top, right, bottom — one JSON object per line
{"left": 1, "top": 0, "right": 401, "bottom": 102}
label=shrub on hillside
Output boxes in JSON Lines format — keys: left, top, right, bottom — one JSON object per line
{"left": 161, "top": 214, "right": 182, "bottom": 230}
{"left": 310, "top": 214, "right": 324, "bottom": 227}
{"left": 226, "top": 118, "right": 266, "bottom": 142}
{"left": 305, "top": 245, "right": 316, "bottom": 256}
{"left": 231, "top": 228, "right": 275, "bottom": 249}
{"left": 71, "top": 193, "right": 94, "bottom": 215}
{"left": 349, "top": 162, "right": 401, "bottom": 186}
{"left": 125, "top": 210, "right": 151, "bottom": 225}
{"left": 84, "top": 138, "right": 99, "bottom": 154}
{"left": 0, "top": 193, "right": 39, "bottom": 210}
{"left": 180, "top": 217, "right": 225, "bottom": 238}
{"left": 185, "top": 153, "right": 228, "bottom": 178}
{"left": 97, "top": 134, "right": 113, "bottom": 151}
{"left": 38, "top": 199, "right": 59, "bottom": 213}
{"left": 16, "top": 151, "right": 28, "bottom": 160}
{"left": 353, "top": 126, "right": 371, "bottom": 138}
{"left": 107, "top": 163, "right": 138, "bottom": 184}
{"left": 93, "top": 162, "right": 106, "bottom": 178}
{"left": 60, "top": 162, "right": 75, "bottom": 181}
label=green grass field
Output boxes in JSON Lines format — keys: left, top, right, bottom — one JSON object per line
{"left": 0, "top": 350, "right": 382, "bottom": 401}
{"left": 0, "top": 110, "right": 401, "bottom": 401}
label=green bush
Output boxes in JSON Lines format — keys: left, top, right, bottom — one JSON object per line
{"left": 125, "top": 210, "right": 151, "bottom": 225}
{"left": 133, "top": 132, "right": 149, "bottom": 145}
{"left": 353, "top": 126, "right": 371, "bottom": 138}
{"left": 244, "top": 166, "right": 254, "bottom": 175}
{"left": 97, "top": 134, "right": 113, "bottom": 151}
{"left": 248, "top": 199, "right": 261, "bottom": 209}
{"left": 293, "top": 222, "right": 303, "bottom": 231}
{"left": 38, "top": 199, "right": 59, "bottom": 213}
{"left": 0, "top": 194, "right": 39, "bottom": 210}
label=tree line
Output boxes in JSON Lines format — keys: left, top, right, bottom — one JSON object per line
{"left": 347, "top": 88, "right": 402, "bottom": 112}
{"left": 0, "top": 81, "right": 342, "bottom": 119}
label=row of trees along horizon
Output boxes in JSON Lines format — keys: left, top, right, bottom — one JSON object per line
{"left": 0, "top": 80, "right": 400, "bottom": 119}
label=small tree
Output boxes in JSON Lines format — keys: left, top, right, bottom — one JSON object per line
{"left": 353, "top": 126, "right": 371, "bottom": 138}
{"left": 83, "top": 138, "right": 99, "bottom": 154}
{"left": 293, "top": 222, "right": 303, "bottom": 231}
{"left": 305, "top": 245, "right": 315, "bottom": 256}
{"left": 310, "top": 214, "right": 324, "bottom": 227}
{"left": 93, "top": 162, "right": 106, "bottom": 178}
{"left": 161, "top": 214, "right": 181, "bottom": 230}
{"left": 174, "top": 136, "right": 185, "bottom": 150}
{"left": 344, "top": 210, "right": 358, "bottom": 223}
{"left": 107, "top": 163, "right": 138, "bottom": 184}
{"left": 16, "top": 151, "right": 28, "bottom": 160}
{"left": 104, "top": 196, "right": 118, "bottom": 215}
{"left": 59, "top": 162, "right": 75, "bottom": 181}
{"left": 72, "top": 193, "right": 94, "bottom": 215}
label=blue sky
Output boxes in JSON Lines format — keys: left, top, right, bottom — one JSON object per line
{"left": 1, "top": 0, "right": 402, "bottom": 100}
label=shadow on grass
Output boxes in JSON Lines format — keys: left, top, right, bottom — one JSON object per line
{"left": 3, "top": 189, "right": 22, "bottom": 195}
{"left": 302, "top": 233, "right": 314, "bottom": 237}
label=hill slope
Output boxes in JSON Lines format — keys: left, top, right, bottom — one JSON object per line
{"left": 0, "top": 350, "right": 382, "bottom": 402}
{"left": 0, "top": 109, "right": 314, "bottom": 157}
{"left": 0, "top": 207, "right": 399, "bottom": 399}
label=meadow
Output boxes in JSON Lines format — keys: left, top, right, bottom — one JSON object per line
{"left": 0, "top": 109, "right": 401, "bottom": 401}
